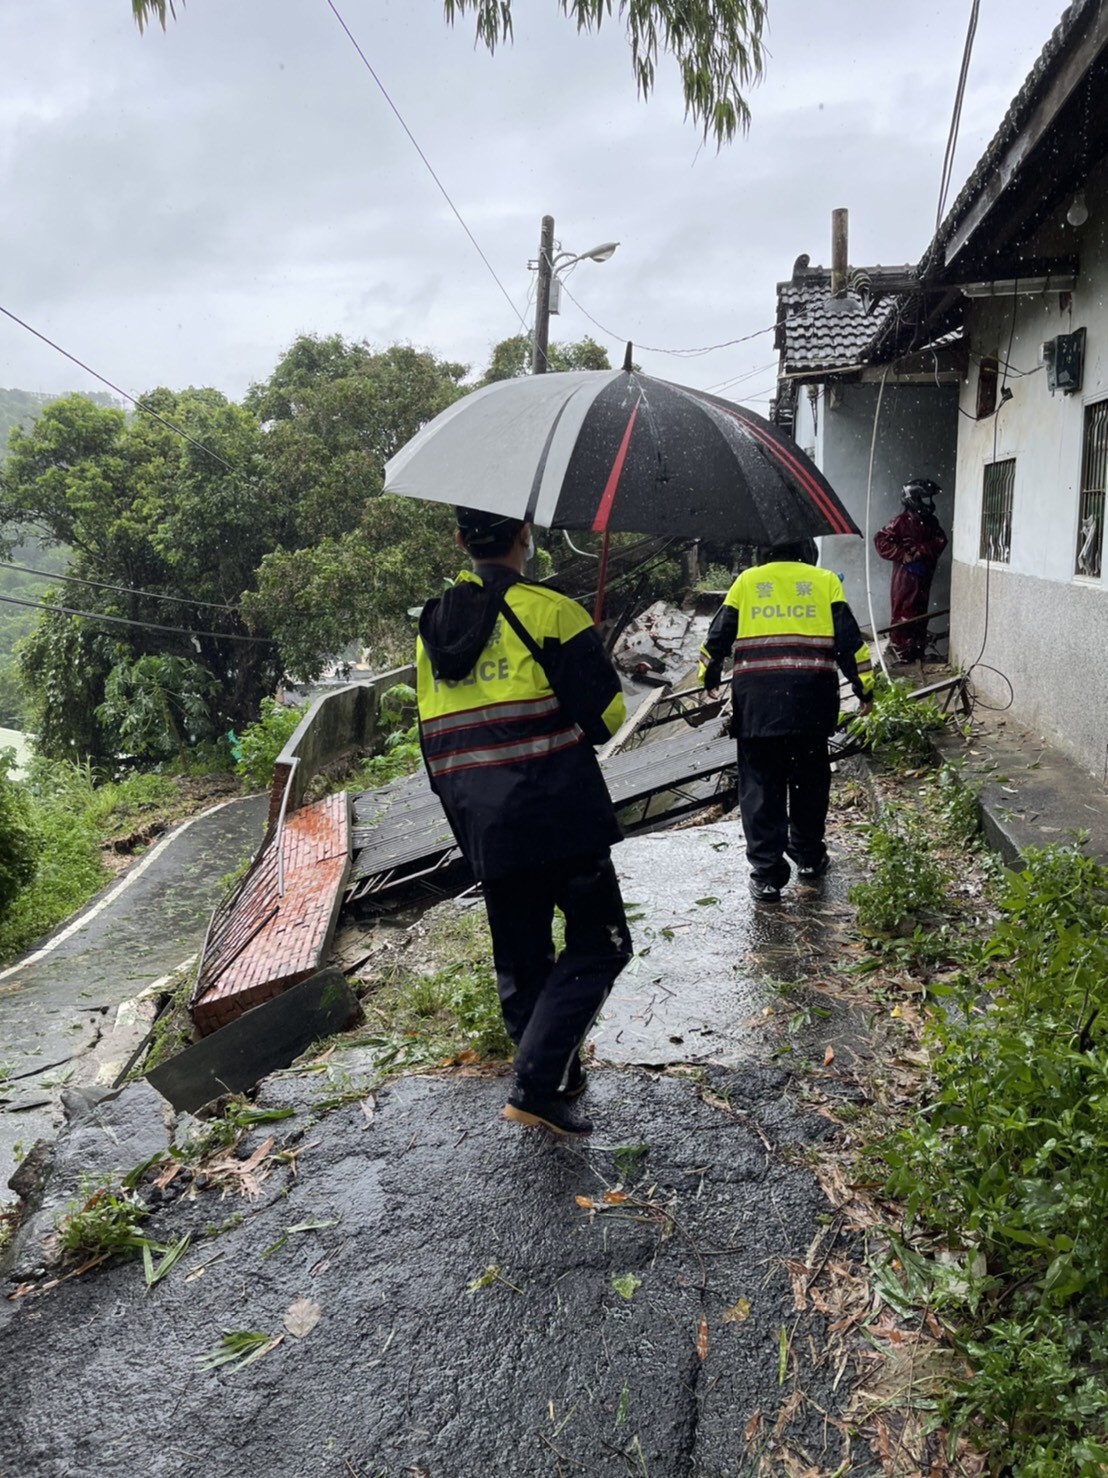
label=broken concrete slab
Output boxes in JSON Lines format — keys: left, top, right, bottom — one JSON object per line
{"left": 4, "top": 1079, "right": 171, "bottom": 1283}
{"left": 609, "top": 599, "right": 709, "bottom": 687}
{"left": 146, "top": 967, "right": 361, "bottom": 1115}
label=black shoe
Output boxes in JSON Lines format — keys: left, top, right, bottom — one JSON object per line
{"left": 503, "top": 1092, "right": 593, "bottom": 1137}
{"left": 563, "top": 1059, "right": 588, "bottom": 1099}
{"left": 749, "top": 877, "right": 782, "bottom": 903}
{"left": 797, "top": 856, "right": 830, "bottom": 882}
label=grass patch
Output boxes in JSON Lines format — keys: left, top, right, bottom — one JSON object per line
{"left": 138, "top": 965, "right": 198, "bottom": 1078}
{"left": 353, "top": 904, "right": 512, "bottom": 1070}
{"left": 55, "top": 1175, "right": 151, "bottom": 1260}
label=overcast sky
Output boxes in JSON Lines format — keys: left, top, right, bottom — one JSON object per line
{"left": 0, "top": 1, "right": 1063, "bottom": 412}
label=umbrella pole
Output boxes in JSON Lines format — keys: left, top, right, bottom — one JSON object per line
{"left": 593, "top": 531, "right": 611, "bottom": 626}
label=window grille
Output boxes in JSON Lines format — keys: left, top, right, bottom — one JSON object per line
{"left": 1076, "top": 398, "right": 1108, "bottom": 578}
{"left": 979, "top": 458, "right": 1014, "bottom": 563}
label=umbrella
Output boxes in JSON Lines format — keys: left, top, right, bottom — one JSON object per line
{"left": 384, "top": 348, "right": 860, "bottom": 617}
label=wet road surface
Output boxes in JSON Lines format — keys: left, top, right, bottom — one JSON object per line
{"left": 0, "top": 1066, "right": 874, "bottom": 1478}
{"left": 0, "top": 795, "right": 268, "bottom": 1189}
{"left": 597, "top": 818, "right": 862, "bottom": 1070}
{"left": 0, "top": 810, "right": 881, "bottom": 1477}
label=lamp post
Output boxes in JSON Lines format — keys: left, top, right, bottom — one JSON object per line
{"left": 530, "top": 214, "right": 619, "bottom": 375}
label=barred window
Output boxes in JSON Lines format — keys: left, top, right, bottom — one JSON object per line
{"left": 980, "top": 458, "right": 1015, "bottom": 563}
{"left": 1076, "top": 398, "right": 1108, "bottom": 579}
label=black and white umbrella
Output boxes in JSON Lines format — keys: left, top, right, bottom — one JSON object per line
{"left": 384, "top": 355, "right": 860, "bottom": 615}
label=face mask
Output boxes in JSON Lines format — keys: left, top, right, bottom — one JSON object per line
{"left": 527, "top": 532, "right": 536, "bottom": 561}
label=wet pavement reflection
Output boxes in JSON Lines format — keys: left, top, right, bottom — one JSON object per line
{"left": 594, "top": 816, "right": 863, "bottom": 1070}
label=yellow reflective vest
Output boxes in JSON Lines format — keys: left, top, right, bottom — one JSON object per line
{"left": 698, "top": 560, "right": 873, "bottom": 738}
{"left": 417, "top": 567, "right": 625, "bottom": 880}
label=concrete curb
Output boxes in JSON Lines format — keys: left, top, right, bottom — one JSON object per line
{"left": 930, "top": 723, "right": 1108, "bottom": 869}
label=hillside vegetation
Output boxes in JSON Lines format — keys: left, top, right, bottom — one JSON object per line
{"left": 0, "top": 389, "right": 117, "bottom": 727}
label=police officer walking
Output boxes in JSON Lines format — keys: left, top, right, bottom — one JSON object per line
{"left": 416, "top": 507, "right": 633, "bottom": 1137}
{"left": 699, "top": 540, "right": 874, "bottom": 903}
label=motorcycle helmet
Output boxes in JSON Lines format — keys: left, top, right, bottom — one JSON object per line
{"left": 901, "top": 478, "right": 941, "bottom": 517}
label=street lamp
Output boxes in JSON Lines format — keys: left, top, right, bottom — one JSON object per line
{"left": 530, "top": 214, "right": 619, "bottom": 375}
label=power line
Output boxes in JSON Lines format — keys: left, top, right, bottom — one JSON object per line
{"left": 705, "top": 358, "right": 780, "bottom": 393}
{"left": 0, "top": 304, "right": 236, "bottom": 471}
{"left": 556, "top": 280, "right": 775, "bottom": 357}
{"left": 935, "top": 0, "right": 980, "bottom": 232}
{"left": 323, "top": 0, "right": 529, "bottom": 337}
{"left": 730, "top": 380, "right": 778, "bottom": 403}
{"left": 0, "top": 591, "right": 274, "bottom": 645}
{"left": 0, "top": 559, "right": 240, "bottom": 614}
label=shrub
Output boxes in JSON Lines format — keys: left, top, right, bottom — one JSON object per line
{"left": 0, "top": 749, "right": 38, "bottom": 916}
{"left": 694, "top": 562, "right": 734, "bottom": 592}
{"left": 930, "top": 760, "right": 982, "bottom": 847}
{"left": 846, "top": 674, "right": 948, "bottom": 764}
{"left": 234, "top": 698, "right": 303, "bottom": 791}
{"left": 880, "top": 844, "right": 1108, "bottom": 1469}
{"left": 848, "top": 805, "right": 948, "bottom": 935}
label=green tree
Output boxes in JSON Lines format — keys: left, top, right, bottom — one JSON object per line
{"left": 0, "top": 390, "right": 284, "bottom": 760}
{"left": 245, "top": 337, "right": 468, "bottom": 545}
{"left": 480, "top": 334, "right": 610, "bottom": 385}
{"left": 245, "top": 496, "right": 458, "bottom": 681}
{"left": 131, "top": 0, "right": 767, "bottom": 145}
{"left": 244, "top": 334, "right": 614, "bottom": 680}
{"left": 0, "top": 542, "right": 67, "bottom": 729}
{"left": 16, "top": 610, "right": 119, "bottom": 759}
{"left": 96, "top": 655, "right": 220, "bottom": 764}
{"left": 240, "top": 336, "right": 473, "bottom": 678}
{"left": 0, "top": 388, "right": 120, "bottom": 469}
{"left": 0, "top": 393, "right": 118, "bottom": 731}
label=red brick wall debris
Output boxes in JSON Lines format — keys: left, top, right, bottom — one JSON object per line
{"left": 192, "top": 794, "right": 351, "bottom": 1037}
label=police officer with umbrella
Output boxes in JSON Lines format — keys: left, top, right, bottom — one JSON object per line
{"left": 416, "top": 507, "right": 633, "bottom": 1138}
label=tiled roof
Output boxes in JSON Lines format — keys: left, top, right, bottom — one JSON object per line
{"left": 775, "top": 269, "right": 904, "bottom": 374}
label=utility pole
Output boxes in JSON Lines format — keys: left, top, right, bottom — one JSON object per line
{"left": 531, "top": 214, "right": 555, "bottom": 375}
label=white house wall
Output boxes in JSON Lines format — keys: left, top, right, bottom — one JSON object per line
{"left": 950, "top": 191, "right": 1108, "bottom": 778}
{"left": 809, "top": 383, "right": 957, "bottom": 642}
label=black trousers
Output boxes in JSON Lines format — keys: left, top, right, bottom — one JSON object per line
{"left": 736, "top": 737, "right": 831, "bottom": 886}
{"left": 481, "top": 852, "right": 633, "bottom": 1096}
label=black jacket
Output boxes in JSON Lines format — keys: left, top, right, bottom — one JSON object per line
{"left": 416, "top": 566, "right": 625, "bottom": 881}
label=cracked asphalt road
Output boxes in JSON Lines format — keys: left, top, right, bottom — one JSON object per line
{"left": 1, "top": 1065, "right": 872, "bottom": 1478}
{"left": 0, "top": 794, "right": 269, "bottom": 1190}
{"left": 1, "top": 807, "right": 881, "bottom": 1478}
